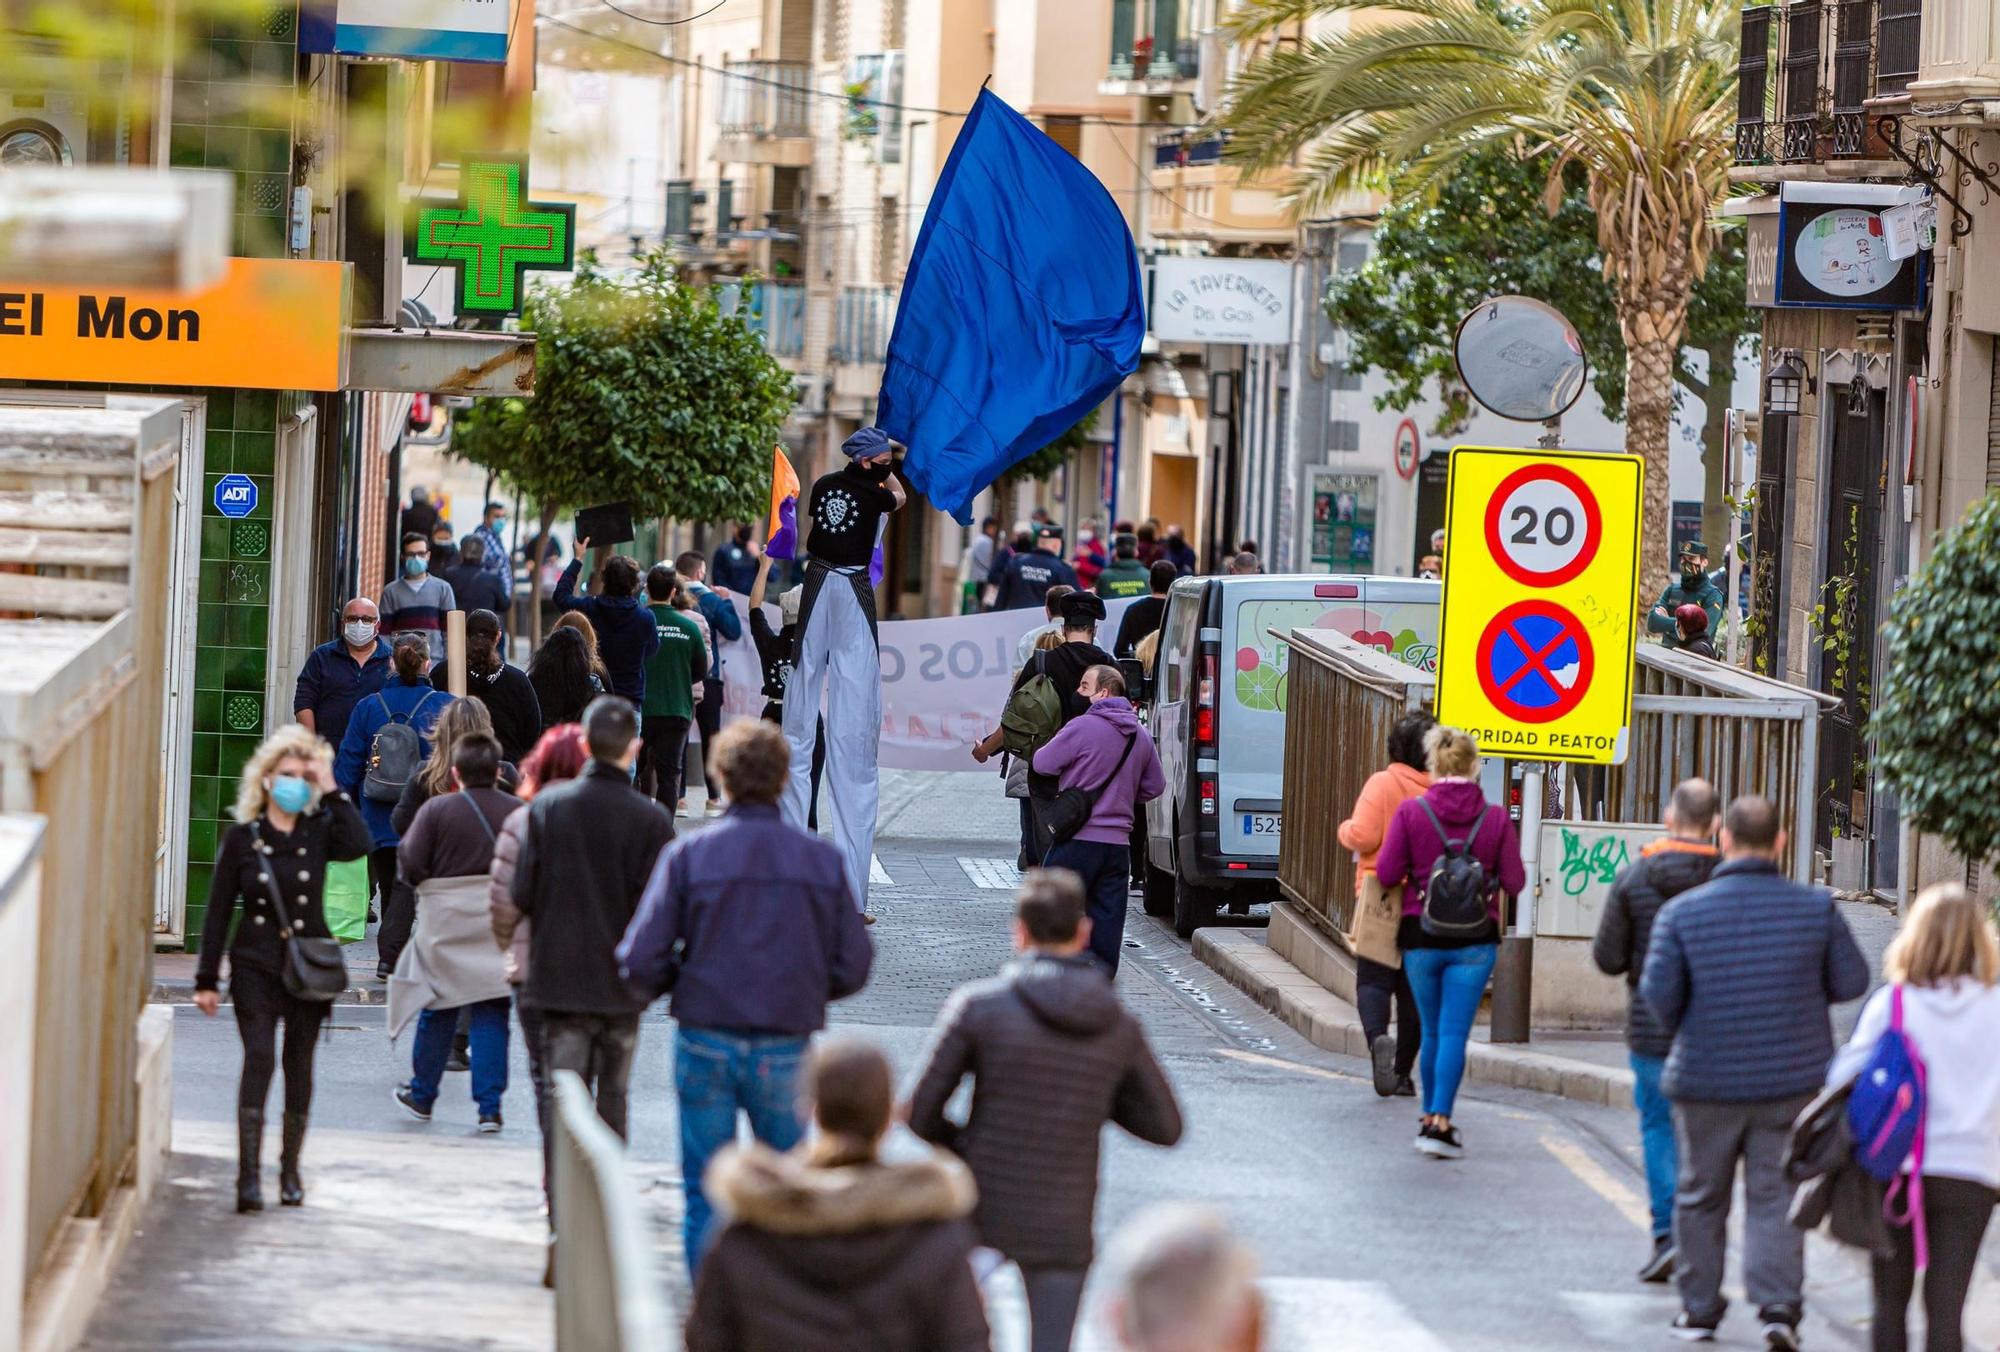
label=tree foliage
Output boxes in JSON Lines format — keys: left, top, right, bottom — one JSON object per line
{"left": 1872, "top": 492, "right": 2000, "bottom": 871}
{"left": 1326, "top": 149, "right": 1749, "bottom": 437}
{"left": 453, "top": 250, "right": 795, "bottom": 523}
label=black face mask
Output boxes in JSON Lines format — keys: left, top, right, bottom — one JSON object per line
{"left": 1681, "top": 566, "right": 1704, "bottom": 587}
{"left": 858, "top": 459, "right": 894, "bottom": 484}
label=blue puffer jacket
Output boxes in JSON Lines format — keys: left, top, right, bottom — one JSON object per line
{"left": 1640, "top": 856, "right": 1870, "bottom": 1102}
{"left": 334, "top": 678, "right": 452, "bottom": 848}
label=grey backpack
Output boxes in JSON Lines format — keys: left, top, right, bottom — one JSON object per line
{"left": 362, "top": 691, "right": 442, "bottom": 803}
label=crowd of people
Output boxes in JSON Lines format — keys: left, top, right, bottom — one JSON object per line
{"left": 964, "top": 511, "right": 1242, "bottom": 614}
{"left": 189, "top": 491, "right": 1271, "bottom": 1349}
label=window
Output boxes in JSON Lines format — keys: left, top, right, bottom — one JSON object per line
{"left": 844, "top": 53, "right": 904, "bottom": 162}
{"left": 1161, "top": 591, "right": 1200, "bottom": 703}
{"left": 1043, "top": 115, "right": 1083, "bottom": 158}
{"left": 664, "top": 179, "right": 694, "bottom": 239}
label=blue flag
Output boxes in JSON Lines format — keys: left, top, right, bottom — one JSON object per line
{"left": 877, "top": 89, "right": 1144, "bottom": 524}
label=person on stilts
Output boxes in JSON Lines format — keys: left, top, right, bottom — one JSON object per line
{"left": 782, "top": 428, "right": 904, "bottom": 918}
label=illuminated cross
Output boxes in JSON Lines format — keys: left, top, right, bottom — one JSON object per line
{"left": 409, "top": 156, "right": 576, "bottom": 317}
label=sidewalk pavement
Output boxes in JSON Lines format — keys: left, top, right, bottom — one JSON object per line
{"left": 1196, "top": 897, "right": 1902, "bottom": 1114}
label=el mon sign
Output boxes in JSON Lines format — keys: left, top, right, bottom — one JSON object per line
{"left": 0, "top": 258, "right": 349, "bottom": 391}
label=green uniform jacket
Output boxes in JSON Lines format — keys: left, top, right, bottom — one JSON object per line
{"left": 1646, "top": 576, "right": 1726, "bottom": 649}
{"left": 643, "top": 603, "right": 709, "bottom": 718}
{"left": 1095, "top": 558, "right": 1151, "bottom": 600}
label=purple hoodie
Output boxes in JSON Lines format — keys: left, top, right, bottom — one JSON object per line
{"left": 1375, "top": 780, "right": 1526, "bottom": 923}
{"left": 1031, "top": 698, "right": 1166, "bottom": 844}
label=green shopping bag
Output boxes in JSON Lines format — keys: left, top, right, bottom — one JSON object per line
{"left": 323, "top": 856, "right": 371, "bottom": 943}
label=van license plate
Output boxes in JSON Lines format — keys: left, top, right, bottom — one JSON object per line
{"left": 1241, "top": 813, "right": 1281, "bottom": 838}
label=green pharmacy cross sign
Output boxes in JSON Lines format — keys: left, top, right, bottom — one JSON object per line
{"left": 408, "top": 156, "right": 575, "bottom": 317}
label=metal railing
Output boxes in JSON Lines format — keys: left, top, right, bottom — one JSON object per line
{"left": 832, "top": 285, "right": 897, "bottom": 365}
{"left": 1275, "top": 631, "right": 1833, "bottom": 938}
{"left": 742, "top": 281, "right": 806, "bottom": 358}
{"left": 1107, "top": 0, "right": 1200, "bottom": 79}
{"left": 1738, "top": 0, "right": 1928, "bottom": 166}
{"left": 1153, "top": 130, "right": 1228, "bottom": 168}
{"left": 552, "top": 1071, "right": 673, "bottom": 1352}
{"left": 717, "top": 60, "right": 814, "bottom": 140}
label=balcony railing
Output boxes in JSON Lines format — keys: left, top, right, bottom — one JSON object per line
{"left": 1154, "top": 130, "right": 1228, "bottom": 168}
{"left": 742, "top": 281, "right": 806, "bottom": 358}
{"left": 1107, "top": 0, "right": 1199, "bottom": 80}
{"left": 832, "top": 285, "right": 897, "bottom": 365}
{"left": 717, "top": 60, "right": 813, "bottom": 140}
{"left": 1734, "top": 0, "right": 1925, "bottom": 168}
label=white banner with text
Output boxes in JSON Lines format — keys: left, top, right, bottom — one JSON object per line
{"left": 714, "top": 596, "right": 1137, "bottom": 771}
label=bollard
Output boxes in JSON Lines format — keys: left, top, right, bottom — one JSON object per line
{"left": 1491, "top": 764, "right": 1543, "bottom": 1043}
{"left": 445, "top": 609, "right": 466, "bottom": 697}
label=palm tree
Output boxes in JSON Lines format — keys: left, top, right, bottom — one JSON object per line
{"left": 1219, "top": 0, "right": 1739, "bottom": 561}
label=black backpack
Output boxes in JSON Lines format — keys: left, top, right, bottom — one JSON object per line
{"left": 1416, "top": 799, "right": 1496, "bottom": 937}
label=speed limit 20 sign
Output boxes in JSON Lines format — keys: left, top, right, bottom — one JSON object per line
{"left": 1434, "top": 446, "right": 1643, "bottom": 765}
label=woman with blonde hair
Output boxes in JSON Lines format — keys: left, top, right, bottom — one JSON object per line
{"left": 1830, "top": 883, "right": 2000, "bottom": 1352}
{"left": 193, "top": 724, "right": 371, "bottom": 1212}
{"left": 1375, "top": 725, "right": 1524, "bottom": 1159}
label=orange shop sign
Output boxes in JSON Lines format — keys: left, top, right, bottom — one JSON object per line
{"left": 0, "top": 258, "right": 349, "bottom": 391}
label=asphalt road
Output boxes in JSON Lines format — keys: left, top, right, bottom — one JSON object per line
{"left": 87, "top": 770, "right": 1884, "bottom": 1351}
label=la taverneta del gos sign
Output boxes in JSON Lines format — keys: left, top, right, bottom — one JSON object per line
{"left": 0, "top": 257, "right": 349, "bottom": 391}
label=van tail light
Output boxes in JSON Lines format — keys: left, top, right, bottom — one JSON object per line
{"left": 1199, "top": 775, "right": 1218, "bottom": 816}
{"left": 1195, "top": 650, "right": 1217, "bottom": 751}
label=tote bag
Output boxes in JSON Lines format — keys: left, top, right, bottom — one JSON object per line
{"left": 1346, "top": 874, "right": 1404, "bottom": 969}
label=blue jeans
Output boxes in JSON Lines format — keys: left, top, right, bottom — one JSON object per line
{"left": 1402, "top": 943, "right": 1498, "bottom": 1119}
{"left": 676, "top": 1027, "right": 809, "bottom": 1277}
{"left": 1630, "top": 1052, "right": 1677, "bottom": 1241}
{"left": 409, "top": 996, "right": 511, "bottom": 1116}
{"left": 1043, "top": 837, "right": 1130, "bottom": 975}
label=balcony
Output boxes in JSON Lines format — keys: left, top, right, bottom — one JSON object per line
{"left": 1734, "top": 0, "right": 1923, "bottom": 171}
{"left": 832, "top": 285, "right": 896, "bottom": 365}
{"left": 741, "top": 281, "right": 806, "bottom": 359}
{"left": 1149, "top": 131, "right": 1294, "bottom": 244}
{"left": 1103, "top": 0, "right": 1199, "bottom": 95}
{"left": 714, "top": 60, "right": 815, "bottom": 168}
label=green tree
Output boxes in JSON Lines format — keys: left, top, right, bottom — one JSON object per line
{"left": 1325, "top": 149, "right": 1752, "bottom": 555}
{"left": 1872, "top": 492, "right": 2000, "bottom": 875}
{"left": 1220, "top": 0, "right": 1738, "bottom": 563}
{"left": 485, "top": 250, "right": 794, "bottom": 527}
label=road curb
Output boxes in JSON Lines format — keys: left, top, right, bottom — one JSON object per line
{"left": 1192, "top": 927, "right": 1634, "bottom": 1111}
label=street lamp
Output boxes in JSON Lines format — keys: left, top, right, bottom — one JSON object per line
{"left": 1765, "top": 350, "right": 1810, "bottom": 416}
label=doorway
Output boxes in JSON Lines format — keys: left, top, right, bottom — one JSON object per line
{"left": 1814, "top": 380, "right": 1885, "bottom": 853}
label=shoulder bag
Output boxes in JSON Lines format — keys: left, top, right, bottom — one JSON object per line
{"left": 250, "top": 824, "right": 347, "bottom": 1001}
{"left": 1042, "top": 729, "right": 1139, "bottom": 847}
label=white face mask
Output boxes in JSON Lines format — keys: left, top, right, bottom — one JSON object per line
{"left": 344, "top": 619, "right": 378, "bottom": 647}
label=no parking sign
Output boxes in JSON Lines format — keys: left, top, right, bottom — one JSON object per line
{"left": 1434, "top": 447, "right": 1642, "bottom": 765}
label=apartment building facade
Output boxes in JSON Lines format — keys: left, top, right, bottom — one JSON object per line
{"left": 1731, "top": 0, "right": 2000, "bottom": 895}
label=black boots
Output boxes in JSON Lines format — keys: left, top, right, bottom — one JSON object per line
{"left": 279, "top": 1113, "right": 308, "bottom": 1207}
{"left": 236, "top": 1108, "right": 264, "bottom": 1213}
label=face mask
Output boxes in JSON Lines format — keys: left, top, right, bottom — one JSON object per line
{"left": 404, "top": 556, "right": 428, "bottom": 578}
{"left": 343, "top": 619, "right": 377, "bottom": 647}
{"left": 860, "top": 459, "right": 894, "bottom": 484}
{"left": 269, "top": 775, "right": 312, "bottom": 814}
{"left": 1681, "top": 566, "right": 1703, "bottom": 586}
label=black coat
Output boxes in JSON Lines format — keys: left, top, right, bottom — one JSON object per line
{"left": 1786, "top": 1080, "right": 1893, "bottom": 1257}
{"left": 511, "top": 760, "right": 676, "bottom": 1014}
{"left": 686, "top": 1144, "right": 988, "bottom": 1352}
{"left": 1591, "top": 842, "right": 1719, "bottom": 1057}
{"left": 195, "top": 792, "right": 372, "bottom": 991}
{"left": 907, "top": 953, "right": 1182, "bottom": 1269}
{"left": 433, "top": 662, "right": 543, "bottom": 764}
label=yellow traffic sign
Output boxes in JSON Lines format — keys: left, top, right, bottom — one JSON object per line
{"left": 1434, "top": 446, "right": 1643, "bottom": 765}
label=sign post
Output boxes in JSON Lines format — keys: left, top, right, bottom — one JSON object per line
{"left": 1435, "top": 445, "right": 1643, "bottom": 1041}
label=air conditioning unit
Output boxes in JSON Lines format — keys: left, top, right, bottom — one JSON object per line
{"left": 0, "top": 88, "right": 88, "bottom": 168}
{"left": 793, "top": 375, "right": 826, "bottom": 417}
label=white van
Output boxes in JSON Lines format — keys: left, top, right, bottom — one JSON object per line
{"left": 1141, "top": 573, "right": 1441, "bottom": 937}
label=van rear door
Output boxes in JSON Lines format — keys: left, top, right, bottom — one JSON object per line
{"left": 1214, "top": 577, "right": 1442, "bottom": 862}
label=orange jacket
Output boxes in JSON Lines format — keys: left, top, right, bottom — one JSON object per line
{"left": 1337, "top": 762, "right": 1432, "bottom": 889}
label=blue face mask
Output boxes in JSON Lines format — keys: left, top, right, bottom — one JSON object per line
{"left": 404, "top": 556, "right": 428, "bottom": 578}
{"left": 269, "top": 775, "right": 313, "bottom": 814}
